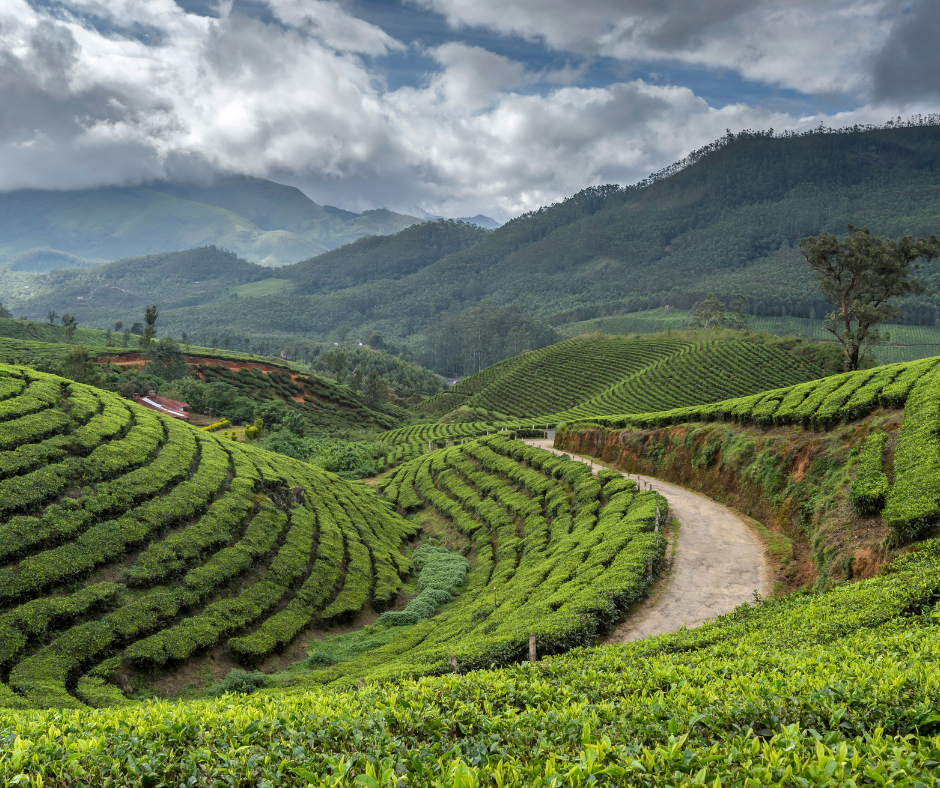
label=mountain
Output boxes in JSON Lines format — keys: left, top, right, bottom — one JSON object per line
{"left": 1, "top": 220, "right": 486, "bottom": 319}
{"left": 6, "top": 123, "right": 940, "bottom": 363}
{"left": 454, "top": 215, "right": 501, "bottom": 229}
{"left": 0, "top": 176, "right": 422, "bottom": 269}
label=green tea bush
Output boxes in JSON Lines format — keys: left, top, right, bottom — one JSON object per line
{"left": 851, "top": 431, "right": 890, "bottom": 515}
{"left": 0, "top": 363, "right": 419, "bottom": 706}
{"left": 379, "top": 546, "right": 469, "bottom": 626}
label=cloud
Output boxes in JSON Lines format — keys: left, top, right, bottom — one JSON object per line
{"left": 872, "top": 0, "right": 940, "bottom": 105}
{"left": 428, "top": 42, "right": 532, "bottom": 109}
{"left": 409, "top": 0, "right": 899, "bottom": 97}
{"left": 0, "top": 0, "right": 933, "bottom": 222}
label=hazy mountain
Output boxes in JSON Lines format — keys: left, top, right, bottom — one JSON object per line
{"left": 0, "top": 176, "right": 422, "bottom": 270}
{"left": 454, "top": 215, "right": 501, "bottom": 229}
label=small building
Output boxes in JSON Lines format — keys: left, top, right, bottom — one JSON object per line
{"left": 133, "top": 390, "right": 189, "bottom": 420}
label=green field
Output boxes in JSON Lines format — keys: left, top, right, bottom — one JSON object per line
{"left": 558, "top": 308, "right": 940, "bottom": 364}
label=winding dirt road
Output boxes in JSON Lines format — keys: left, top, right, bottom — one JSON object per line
{"left": 525, "top": 439, "right": 771, "bottom": 642}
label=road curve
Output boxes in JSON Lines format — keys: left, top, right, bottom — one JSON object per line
{"left": 524, "top": 439, "right": 771, "bottom": 642}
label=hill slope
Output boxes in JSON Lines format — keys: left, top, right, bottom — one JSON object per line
{"left": 3, "top": 221, "right": 487, "bottom": 325}
{"left": 30, "top": 123, "right": 936, "bottom": 343}
{"left": 419, "top": 333, "right": 842, "bottom": 420}
{"left": 0, "top": 326, "right": 410, "bottom": 433}
{"left": 0, "top": 176, "right": 422, "bottom": 269}
{"left": 0, "top": 365, "right": 417, "bottom": 708}
{"left": 9, "top": 124, "right": 940, "bottom": 361}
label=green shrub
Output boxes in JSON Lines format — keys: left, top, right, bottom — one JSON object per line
{"left": 208, "top": 668, "right": 267, "bottom": 696}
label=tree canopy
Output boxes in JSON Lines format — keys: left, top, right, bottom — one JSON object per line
{"left": 799, "top": 225, "right": 939, "bottom": 369}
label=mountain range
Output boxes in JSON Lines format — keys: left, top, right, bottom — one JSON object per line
{"left": 4, "top": 123, "right": 940, "bottom": 361}
{"left": 0, "top": 176, "right": 432, "bottom": 269}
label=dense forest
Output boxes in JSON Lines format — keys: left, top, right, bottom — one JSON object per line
{"left": 7, "top": 119, "right": 940, "bottom": 374}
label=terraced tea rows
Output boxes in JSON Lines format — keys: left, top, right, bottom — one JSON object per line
{"left": 387, "top": 337, "right": 834, "bottom": 470}
{"left": 296, "top": 434, "right": 666, "bottom": 685}
{"left": 571, "top": 356, "right": 939, "bottom": 432}
{"left": 419, "top": 335, "right": 688, "bottom": 418}
{"left": 0, "top": 364, "right": 417, "bottom": 710}
{"left": 558, "top": 339, "right": 831, "bottom": 419}
{"left": 417, "top": 334, "right": 835, "bottom": 422}
{"left": 562, "top": 354, "right": 940, "bottom": 543}
{"left": 5, "top": 536, "right": 940, "bottom": 785}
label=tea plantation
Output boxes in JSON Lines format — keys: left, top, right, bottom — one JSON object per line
{"left": 289, "top": 434, "right": 667, "bottom": 686}
{"left": 384, "top": 333, "right": 840, "bottom": 468}
{"left": 0, "top": 363, "right": 417, "bottom": 710}
{"left": 4, "top": 537, "right": 940, "bottom": 784}
{"left": 3, "top": 333, "right": 940, "bottom": 786}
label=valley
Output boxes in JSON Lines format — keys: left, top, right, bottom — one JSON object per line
{"left": 0, "top": 124, "right": 939, "bottom": 787}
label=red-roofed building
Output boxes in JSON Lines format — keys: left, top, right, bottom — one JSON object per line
{"left": 133, "top": 390, "right": 189, "bottom": 420}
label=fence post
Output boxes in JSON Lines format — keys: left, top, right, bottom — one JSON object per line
{"left": 529, "top": 633, "right": 537, "bottom": 663}
{"left": 655, "top": 505, "right": 661, "bottom": 532}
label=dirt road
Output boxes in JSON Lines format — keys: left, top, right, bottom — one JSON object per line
{"left": 525, "top": 439, "right": 771, "bottom": 642}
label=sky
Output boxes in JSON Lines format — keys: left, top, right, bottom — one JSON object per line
{"left": 2, "top": 0, "right": 939, "bottom": 221}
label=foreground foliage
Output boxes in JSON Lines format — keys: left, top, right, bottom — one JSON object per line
{"left": 2, "top": 539, "right": 939, "bottom": 785}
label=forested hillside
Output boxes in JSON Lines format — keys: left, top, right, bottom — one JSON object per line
{"left": 6, "top": 123, "right": 940, "bottom": 375}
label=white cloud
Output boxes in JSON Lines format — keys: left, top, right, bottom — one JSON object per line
{"left": 0, "top": 0, "right": 932, "bottom": 222}
{"left": 410, "top": 0, "right": 900, "bottom": 97}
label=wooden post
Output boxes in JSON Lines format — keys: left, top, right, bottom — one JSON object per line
{"left": 449, "top": 654, "right": 458, "bottom": 672}
{"left": 529, "top": 633, "right": 537, "bottom": 663}
{"left": 655, "top": 505, "right": 661, "bottom": 532}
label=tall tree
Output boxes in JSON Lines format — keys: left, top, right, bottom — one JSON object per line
{"left": 140, "top": 304, "right": 159, "bottom": 350}
{"left": 61, "top": 313, "right": 78, "bottom": 343}
{"left": 46, "top": 310, "right": 58, "bottom": 324}
{"left": 800, "top": 225, "right": 939, "bottom": 370}
{"left": 726, "top": 294, "right": 751, "bottom": 331}
{"left": 689, "top": 294, "right": 726, "bottom": 330}
{"left": 364, "top": 371, "right": 389, "bottom": 405}
{"left": 323, "top": 349, "right": 348, "bottom": 382}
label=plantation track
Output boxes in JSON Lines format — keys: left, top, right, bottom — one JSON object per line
{"left": 524, "top": 439, "right": 770, "bottom": 640}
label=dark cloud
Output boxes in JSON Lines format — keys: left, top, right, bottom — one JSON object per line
{"left": 872, "top": 0, "right": 940, "bottom": 105}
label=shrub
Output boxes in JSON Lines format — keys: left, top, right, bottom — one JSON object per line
{"left": 208, "top": 668, "right": 267, "bottom": 696}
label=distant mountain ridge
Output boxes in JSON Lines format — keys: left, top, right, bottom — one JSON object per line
{"left": 0, "top": 176, "right": 423, "bottom": 270}
{"left": 7, "top": 124, "right": 940, "bottom": 365}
